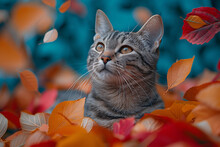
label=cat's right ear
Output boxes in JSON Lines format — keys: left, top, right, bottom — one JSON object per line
{"left": 95, "top": 9, "right": 113, "bottom": 37}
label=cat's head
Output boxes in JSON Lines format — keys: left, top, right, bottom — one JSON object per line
{"left": 87, "top": 10, "right": 163, "bottom": 84}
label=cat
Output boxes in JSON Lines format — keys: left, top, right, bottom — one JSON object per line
{"left": 84, "top": 9, "right": 164, "bottom": 128}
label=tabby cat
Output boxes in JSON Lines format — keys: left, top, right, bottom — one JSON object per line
{"left": 84, "top": 10, "right": 164, "bottom": 128}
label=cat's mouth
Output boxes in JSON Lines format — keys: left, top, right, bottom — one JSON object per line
{"left": 99, "top": 66, "right": 113, "bottom": 73}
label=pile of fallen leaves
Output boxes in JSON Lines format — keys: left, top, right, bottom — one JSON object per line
{"left": 0, "top": 4, "right": 220, "bottom": 147}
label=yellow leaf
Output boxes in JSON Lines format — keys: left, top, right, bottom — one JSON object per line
{"left": 19, "top": 70, "right": 39, "bottom": 93}
{"left": 0, "top": 114, "right": 8, "bottom": 138}
{"left": 196, "top": 83, "right": 220, "bottom": 111}
{"left": 48, "top": 98, "right": 85, "bottom": 135}
{"left": 43, "top": 28, "right": 58, "bottom": 43}
{"left": 59, "top": 0, "right": 71, "bottom": 13}
{"left": 20, "top": 112, "right": 49, "bottom": 133}
{"left": 56, "top": 129, "right": 105, "bottom": 147}
{"left": 167, "top": 56, "right": 195, "bottom": 91}
{"left": 186, "top": 15, "right": 207, "bottom": 29}
{"left": 42, "top": 0, "right": 56, "bottom": 8}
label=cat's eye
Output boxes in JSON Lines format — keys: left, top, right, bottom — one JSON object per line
{"left": 96, "top": 42, "right": 105, "bottom": 52}
{"left": 120, "top": 46, "right": 133, "bottom": 54}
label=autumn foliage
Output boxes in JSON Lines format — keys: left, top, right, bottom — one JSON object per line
{"left": 0, "top": 2, "right": 220, "bottom": 147}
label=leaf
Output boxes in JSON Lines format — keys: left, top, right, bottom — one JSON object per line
{"left": 31, "top": 89, "right": 58, "bottom": 113}
{"left": 156, "top": 85, "right": 180, "bottom": 108}
{"left": 11, "top": 2, "right": 53, "bottom": 35}
{"left": 42, "top": 0, "right": 56, "bottom": 8}
{"left": 151, "top": 101, "right": 199, "bottom": 122}
{"left": 10, "top": 132, "right": 30, "bottom": 147}
{"left": 48, "top": 98, "right": 85, "bottom": 135}
{"left": 0, "top": 114, "right": 8, "bottom": 138}
{"left": 0, "top": 111, "right": 21, "bottom": 129}
{"left": 134, "top": 7, "right": 152, "bottom": 25}
{"left": 184, "top": 81, "right": 220, "bottom": 101}
{"left": 180, "top": 7, "right": 220, "bottom": 45}
{"left": 20, "top": 112, "right": 50, "bottom": 133}
{"left": 56, "top": 128, "right": 105, "bottom": 147}
{"left": 55, "top": 125, "right": 87, "bottom": 137}
{"left": 81, "top": 117, "right": 96, "bottom": 133}
{"left": 6, "top": 131, "right": 22, "bottom": 142}
{"left": 167, "top": 56, "right": 194, "bottom": 91}
{"left": 59, "top": 0, "right": 71, "bottom": 13}
{"left": 0, "top": 85, "right": 10, "bottom": 109}
{"left": 43, "top": 29, "right": 58, "bottom": 43}
{"left": 217, "top": 59, "right": 220, "bottom": 71}
{"left": 19, "top": 70, "right": 39, "bottom": 93}
{"left": 185, "top": 15, "right": 207, "bottom": 29}
{"left": 69, "top": 0, "right": 86, "bottom": 16}
{"left": 24, "top": 131, "right": 50, "bottom": 147}
{"left": 0, "top": 33, "right": 28, "bottom": 73}
{"left": 113, "top": 117, "right": 135, "bottom": 140}
{"left": 30, "top": 140, "right": 56, "bottom": 147}
{"left": 196, "top": 83, "right": 220, "bottom": 111}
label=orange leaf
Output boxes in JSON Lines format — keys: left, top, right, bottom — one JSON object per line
{"left": 0, "top": 114, "right": 8, "bottom": 138}
{"left": 151, "top": 101, "right": 198, "bottom": 121}
{"left": 19, "top": 70, "right": 39, "bottom": 93}
{"left": 0, "top": 33, "right": 28, "bottom": 73}
{"left": 11, "top": 2, "right": 53, "bottom": 35}
{"left": 156, "top": 85, "right": 180, "bottom": 108}
{"left": 196, "top": 83, "right": 220, "bottom": 111}
{"left": 56, "top": 128, "right": 105, "bottom": 147}
{"left": 54, "top": 125, "right": 87, "bottom": 137}
{"left": 59, "top": 0, "right": 71, "bottom": 13}
{"left": 20, "top": 112, "right": 49, "bottom": 133}
{"left": 0, "top": 85, "right": 10, "bottom": 109}
{"left": 48, "top": 98, "right": 85, "bottom": 135}
{"left": 42, "top": 0, "right": 56, "bottom": 8}
{"left": 43, "top": 28, "right": 58, "bottom": 43}
{"left": 134, "top": 7, "right": 152, "bottom": 25}
{"left": 167, "top": 56, "right": 195, "bottom": 91}
{"left": 184, "top": 81, "right": 220, "bottom": 101}
{"left": 186, "top": 15, "right": 207, "bottom": 29}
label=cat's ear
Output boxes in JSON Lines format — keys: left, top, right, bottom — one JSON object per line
{"left": 137, "top": 15, "right": 164, "bottom": 52}
{"left": 95, "top": 9, "right": 113, "bottom": 36}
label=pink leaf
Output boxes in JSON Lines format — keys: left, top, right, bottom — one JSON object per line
{"left": 113, "top": 117, "right": 135, "bottom": 140}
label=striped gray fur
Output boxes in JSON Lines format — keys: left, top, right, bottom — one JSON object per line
{"left": 84, "top": 10, "right": 164, "bottom": 128}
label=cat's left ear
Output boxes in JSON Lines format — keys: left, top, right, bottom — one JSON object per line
{"left": 137, "top": 15, "right": 164, "bottom": 53}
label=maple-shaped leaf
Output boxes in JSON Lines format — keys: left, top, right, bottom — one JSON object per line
{"left": 113, "top": 117, "right": 135, "bottom": 140}
{"left": 180, "top": 7, "right": 220, "bottom": 45}
{"left": 167, "top": 56, "right": 194, "bottom": 91}
{"left": 48, "top": 98, "right": 85, "bottom": 135}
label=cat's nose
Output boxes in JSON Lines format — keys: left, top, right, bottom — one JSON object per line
{"left": 101, "top": 55, "right": 111, "bottom": 64}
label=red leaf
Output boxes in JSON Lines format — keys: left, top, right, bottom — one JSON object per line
{"left": 0, "top": 111, "right": 21, "bottom": 128}
{"left": 180, "top": 7, "right": 220, "bottom": 45}
{"left": 217, "top": 59, "right": 220, "bottom": 71}
{"left": 113, "top": 117, "right": 135, "bottom": 140}
{"left": 30, "top": 140, "right": 56, "bottom": 147}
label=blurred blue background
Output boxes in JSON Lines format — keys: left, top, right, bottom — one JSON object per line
{"left": 0, "top": 0, "right": 220, "bottom": 90}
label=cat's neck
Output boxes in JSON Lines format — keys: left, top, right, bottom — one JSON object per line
{"left": 91, "top": 74, "right": 159, "bottom": 114}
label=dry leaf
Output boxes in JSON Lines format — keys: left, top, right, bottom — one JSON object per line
{"left": 24, "top": 131, "right": 50, "bottom": 147}
{"left": 19, "top": 70, "right": 39, "bottom": 93}
{"left": 167, "top": 56, "right": 195, "bottom": 91}
{"left": 59, "top": 0, "right": 71, "bottom": 13}
{"left": 0, "top": 114, "right": 8, "bottom": 138}
{"left": 48, "top": 98, "right": 85, "bottom": 135}
{"left": 10, "top": 132, "right": 30, "bottom": 147}
{"left": 81, "top": 117, "right": 96, "bottom": 133}
{"left": 186, "top": 15, "right": 207, "bottom": 29}
{"left": 42, "top": 0, "right": 56, "bottom": 8}
{"left": 196, "top": 83, "right": 220, "bottom": 111}
{"left": 43, "top": 29, "right": 58, "bottom": 43}
{"left": 20, "top": 112, "right": 49, "bottom": 133}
